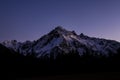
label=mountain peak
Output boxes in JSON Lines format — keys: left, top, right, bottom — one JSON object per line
{"left": 79, "top": 33, "right": 89, "bottom": 39}
{"left": 48, "top": 26, "right": 69, "bottom": 36}
{"left": 53, "top": 26, "right": 67, "bottom": 32}
{"left": 54, "top": 26, "right": 64, "bottom": 30}
{"left": 49, "top": 26, "right": 77, "bottom": 37}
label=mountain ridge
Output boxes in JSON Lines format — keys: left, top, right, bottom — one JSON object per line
{"left": 1, "top": 26, "right": 120, "bottom": 58}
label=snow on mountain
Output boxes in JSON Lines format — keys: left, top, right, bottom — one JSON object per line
{"left": 1, "top": 40, "right": 21, "bottom": 51}
{"left": 1, "top": 40, "right": 33, "bottom": 55}
{"left": 79, "top": 34, "right": 120, "bottom": 55}
{"left": 1, "top": 26, "right": 120, "bottom": 58}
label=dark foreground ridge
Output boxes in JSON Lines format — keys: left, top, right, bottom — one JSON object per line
{"left": 1, "top": 40, "right": 120, "bottom": 79}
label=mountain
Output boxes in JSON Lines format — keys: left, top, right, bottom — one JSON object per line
{"left": 1, "top": 26, "right": 120, "bottom": 78}
{"left": 1, "top": 26, "right": 120, "bottom": 58}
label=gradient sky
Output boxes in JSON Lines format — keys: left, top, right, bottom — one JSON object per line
{"left": 0, "top": 0, "right": 120, "bottom": 42}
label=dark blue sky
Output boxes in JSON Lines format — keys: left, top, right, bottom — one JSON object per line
{"left": 0, "top": 0, "right": 120, "bottom": 42}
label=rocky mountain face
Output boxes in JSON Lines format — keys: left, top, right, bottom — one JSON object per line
{"left": 1, "top": 26, "right": 120, "bottom": 58}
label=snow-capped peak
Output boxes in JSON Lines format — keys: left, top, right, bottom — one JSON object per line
{"left": 54, "top": 26, "right": 66, "bottom": 31}
{"left": 1, "top": 26, "right": 120, "bottom": 58}
{"left": 2, "top": 40, "right": 19, "bottom": 50}
{"left": 48, "top": 26, "right": 77, "bottom": 37}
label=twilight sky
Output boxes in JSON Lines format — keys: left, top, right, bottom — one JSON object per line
{"left": 0, "top": 0, "right": 120, "bottom": 42}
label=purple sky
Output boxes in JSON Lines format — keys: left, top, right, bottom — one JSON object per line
{"left": 0, "top": 0, "right": 120, "bottom": 42}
